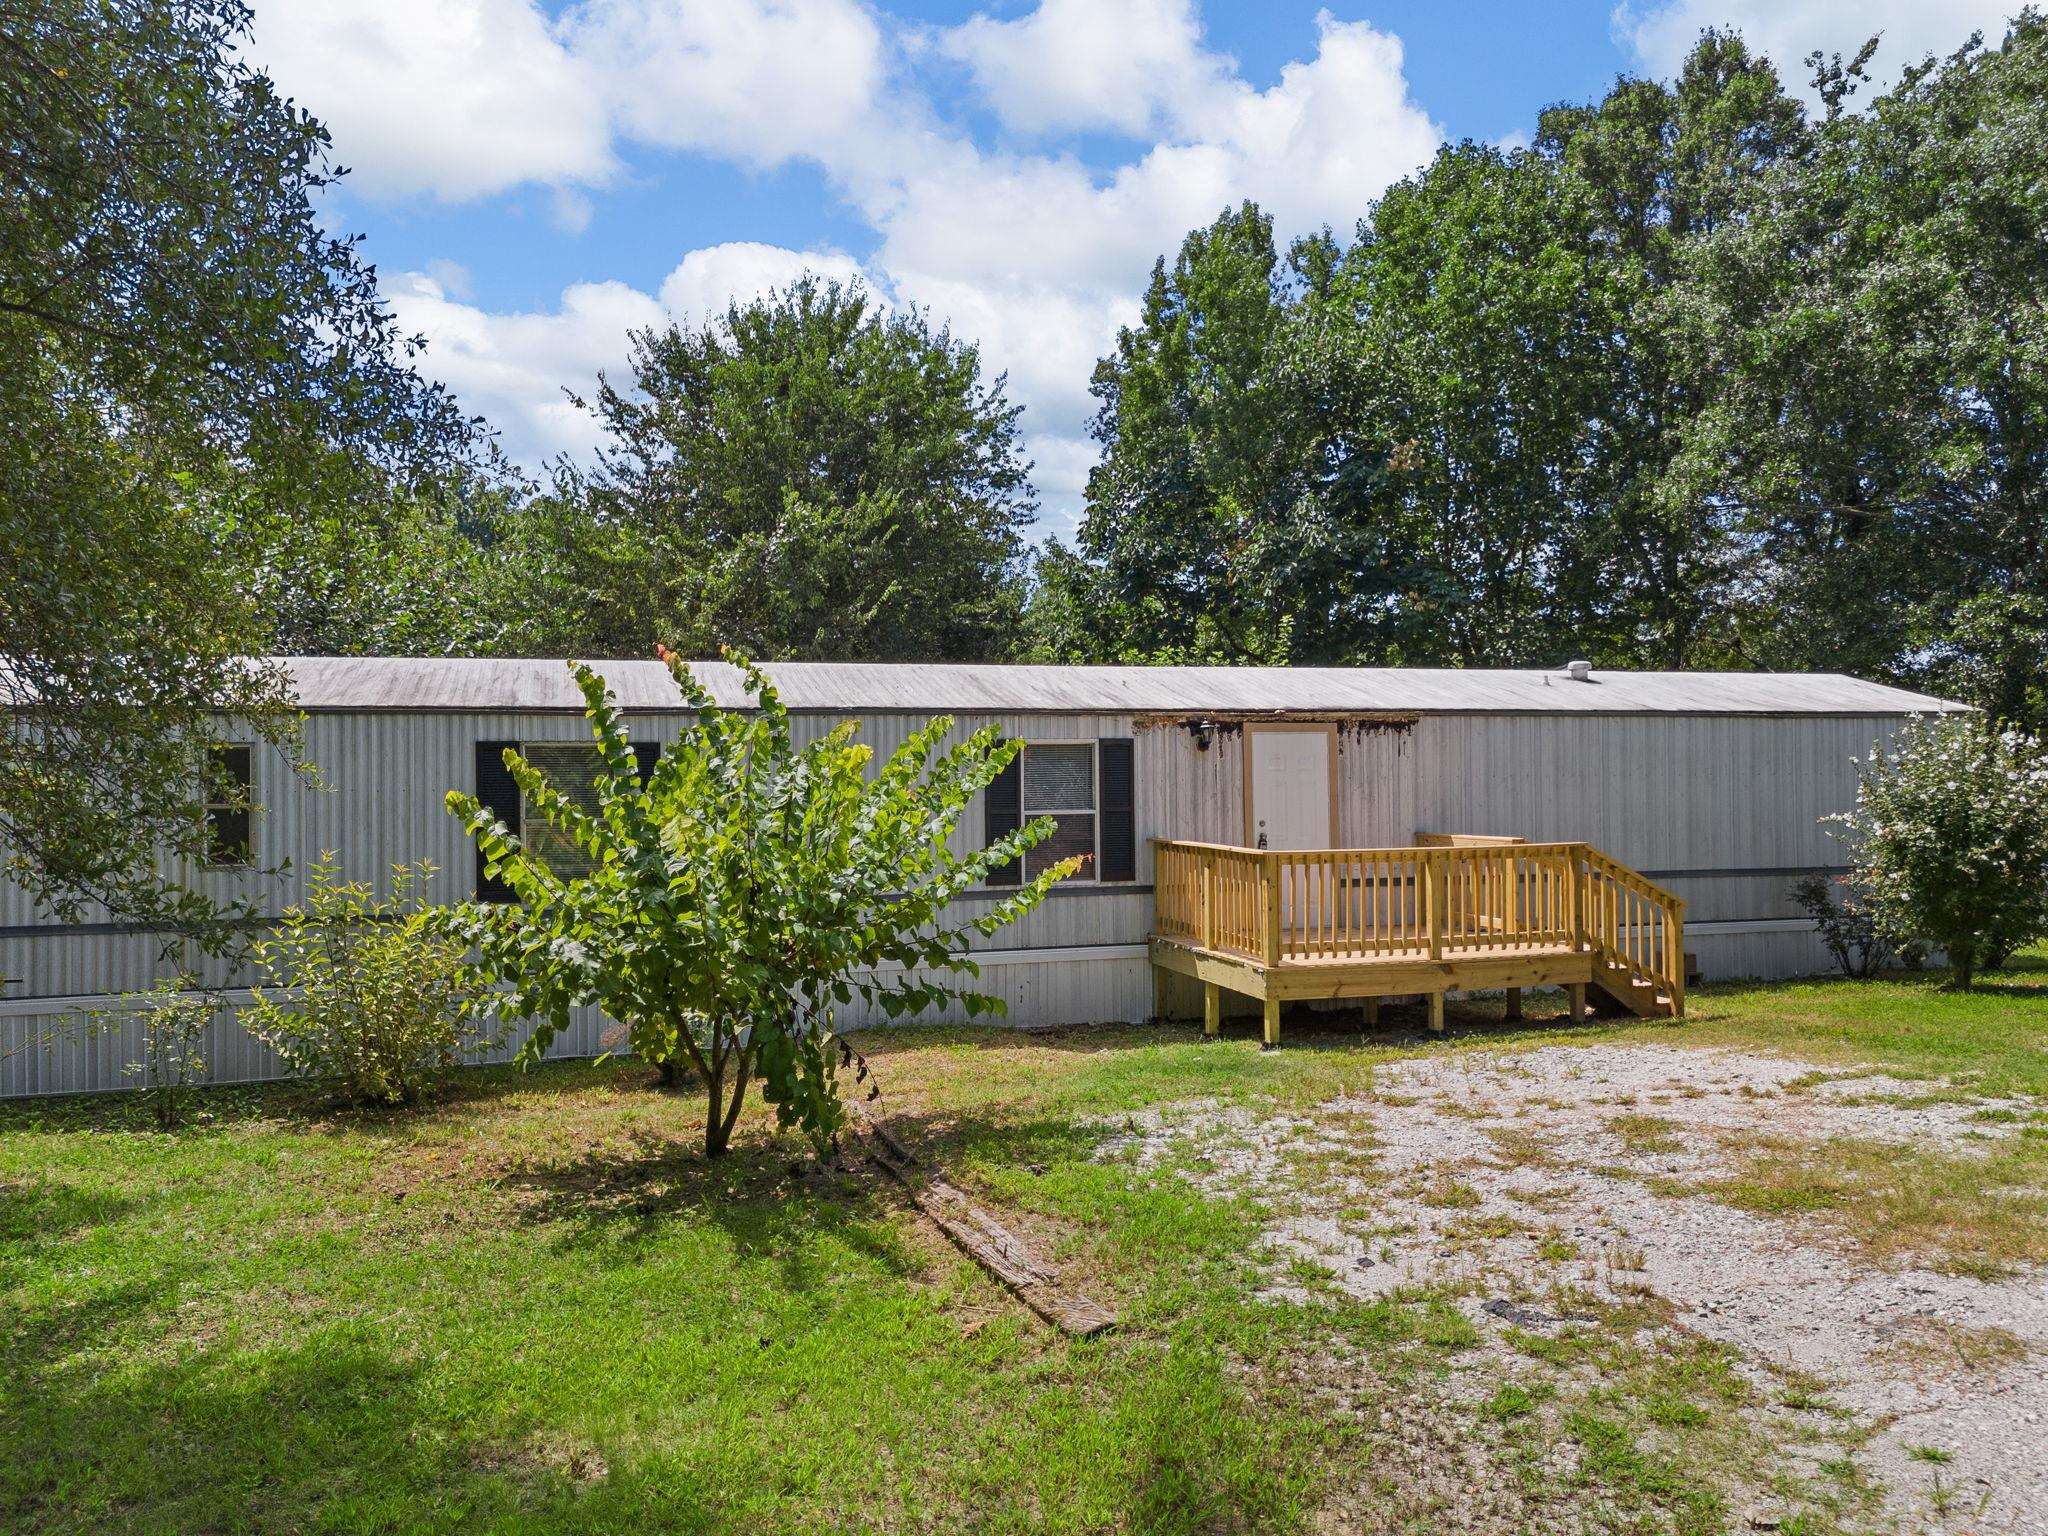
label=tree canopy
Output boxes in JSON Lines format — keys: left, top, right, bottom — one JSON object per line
{"left": 530, "top": 278, "right": 1036, "bottom": 662}
{"left": 0, "top": 0, "right": 476, "bottom": 928}
{"left": 1034, "top": 17, "right": 2048, "bottom": 731}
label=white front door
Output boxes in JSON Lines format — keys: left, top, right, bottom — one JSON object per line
{"left": 1247, "top": 727, "right": 1332, "bottom": 850}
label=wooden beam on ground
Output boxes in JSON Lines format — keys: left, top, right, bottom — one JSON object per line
{"left": 856, "top": 1109, "right": 1116, "bottom": 1339}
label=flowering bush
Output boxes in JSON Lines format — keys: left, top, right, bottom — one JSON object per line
{"left": 249, "top": 856, "right": 504, "bottom": 1104}
{"left": 1832, "top": 716, "right": 2048, "bottom": 988}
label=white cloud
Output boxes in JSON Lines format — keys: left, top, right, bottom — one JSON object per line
{"left": 886, "top": 272, "right": 1136, "bottom": 433}
{"left": 565, "top": 0, "right": 887, "bottom": 167}
{"left": 390, "top": 243, "right": 867, "bottom": 467}
{"left": 1616, "top": 0, "right": 2018, "bottom": 94}
{"left": 1195, "top": 14, "right": 1441, "bottom": 234}
{"left": 269, "top": 2, "right": 1442, "bottom": 531}
{"left": 937, "top": 0, "right": 1236, "bottom": 138}
{"left": 389, "top": 272, "right": 660, "bottom": 463}
{"left": 656, "top": 241, "right": 867, "bottom": 324}
{"left": 1024, "top": 434, "right": 1107, "bottom": 543}
{"left": 252, "top": 0, "right": 613, "bottom": 201}
{"left": 249, "top": 0, "right": 884, "bottom": 202}
{"left": 862, "top": 14, "right": 1438, "bottom": 294}
{"left": 421, "top": 259, "right": 475, "bottom": 302}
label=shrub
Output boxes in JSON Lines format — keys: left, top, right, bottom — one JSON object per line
{"left": 1831, "top": 716, "right": 2048, "bottom": 989}
{"left": 248, "top": 855, "right": 502, "bottom": 1104}
{"left": 89, "top": 973, "right": 216, "bottom": 1129}
{"left": 442, "top": 651, "right": 1077, "bottom": 1158}
{"left": 1789, "top": 873, "right": 1902, "bottom": 978}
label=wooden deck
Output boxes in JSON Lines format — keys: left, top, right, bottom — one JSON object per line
{"left": 1150, "top": 835, "right": 1686, "bottom": 1046}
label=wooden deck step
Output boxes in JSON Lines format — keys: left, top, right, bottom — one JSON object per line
{"left": 1588, "top": 954, "right": 1678, "bottom": 1018}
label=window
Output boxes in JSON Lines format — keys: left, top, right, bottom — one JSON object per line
{"left": 474, "top": 739, "right": 660, "bottom": 901}
{"left": 1021, "top": 743, "right": 1096, "bottom": 880}
{"left": 204, "top": 744, "right": 253, "bottom": 866}
{"left": 520, "top": 742, "right": 608, "bottom": 880}
{"left": 983, "top": 737, "right": 1137, "bottom": 887}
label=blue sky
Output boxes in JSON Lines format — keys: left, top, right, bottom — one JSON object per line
{"left": 248, "top": 0, "right": 2015, "bottom": 541}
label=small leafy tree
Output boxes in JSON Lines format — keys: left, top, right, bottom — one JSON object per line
{"left": 1789, "top": 873, "right": 1898, "bottom": 978}
{"left": 442, "top": 652, "right": 1077, "bottom": 1158}
{"left": 248, "top": 856, "right": 502, "bottom": 1104}
{"left": 1832, "top": 716, "right": 2048, "bottom": 989}
{"left": 88, "top": 973, "right": 216, "bottom": 1130}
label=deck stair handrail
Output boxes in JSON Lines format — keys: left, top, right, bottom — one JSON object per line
{"left": 1151, "top": 838, "right": 1685, "bottom": 1016}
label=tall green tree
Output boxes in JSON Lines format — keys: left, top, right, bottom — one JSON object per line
{"left": 1051, "top": 202, "right": 1337, "bottom": 663}
{"left": 1522, "top": 31, "right": 1811, "bottom": 666}
{"left": 1314, "top": 142, "right": 1596, "bottom": 663}
{"left": 1671, "top": 15, "right": 2048, "bottom": 717}
{"left": 245, "top": 463, "right": 535, "bottom": 658}
{"left": 0, "top": 0, "right": 474, "bottom": 929}
{"left": 1053, "top": 37, "right": 1813, "bottom": 671}
{"left": 553, "top": 278, "right": 1034, "bottom": 661}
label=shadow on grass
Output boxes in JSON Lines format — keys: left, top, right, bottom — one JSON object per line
{"left": 0, "top": 1054, "right": 671, "bottom": 1140}
{"left": 859, "top": 988, "right": 1612, "bottom": 1059}
{"left": 500, "top": 1122, "right": 912, "bottom": 1271}
{"left": 0, "top": 1177, "right": 143, "bottom": 1302}
{"left": 0, "top": 1326, "right": 710, "bottom": 1536}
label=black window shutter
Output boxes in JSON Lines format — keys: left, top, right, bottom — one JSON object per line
{"left": 632, "top": 741, "right": 660, "bottom": 785}
{"left": 984, "top": 749, "right": 1023, "bottom": 887}
{"left": 474, "top": 741, "right": 521, "bottom": 903}
{"left": 1098, "top": 737, "right": 1136, "bottom": 882}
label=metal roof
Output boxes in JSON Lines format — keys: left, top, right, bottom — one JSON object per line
{"left": 274, "top": 657, "right": 1968, "bottom": 717}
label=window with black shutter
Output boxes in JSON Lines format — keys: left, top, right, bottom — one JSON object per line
{"left": 983, "top": 739, "right": 1138, "bottom": 886}
{"left": 473, "top": 741, "right": 521, "bottom": 902}
{"left": 1096, "top": 737, "right": 1136, "bottom": 882}
{"left": 633, "top": 741, "right": 661, "bottom": 785}
{"left": 983, "top": 750, "right": 1022, "bottom": 886}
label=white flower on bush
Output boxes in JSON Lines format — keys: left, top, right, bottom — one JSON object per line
{"left": 1832, "top": 715, "right": 2048, "bottom": 988}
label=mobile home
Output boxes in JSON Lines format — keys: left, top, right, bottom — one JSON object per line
{"left": 0, "top": 658, "right": 1966, "bottom": 1096}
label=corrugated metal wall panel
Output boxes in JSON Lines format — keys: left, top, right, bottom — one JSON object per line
{"left": 0, "top": 702, "right": 1910, "bottom": 1097}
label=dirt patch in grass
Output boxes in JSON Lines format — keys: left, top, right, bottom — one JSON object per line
{"left": 1699, "top": 1129, "right": 2048, "bottom": 1277}
{"left": 1105, "top": 1044, "right": 2048, "bottom": 1535}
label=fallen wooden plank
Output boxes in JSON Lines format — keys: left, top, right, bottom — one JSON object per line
{"left": 854, "top": 1107, "right": 1116, "bottom": 1338}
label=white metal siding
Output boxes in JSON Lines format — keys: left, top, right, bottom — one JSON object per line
{"left": 0, "top": 703, "right": 1904, "bottom": 1096}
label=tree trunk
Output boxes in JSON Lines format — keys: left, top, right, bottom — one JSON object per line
{"left": 701, "top": 1040, "right": 755, "bottom": 1159}
{"left": 656, "top": 1056, "right": 681, "bottom": 1088}
{"left": 704, "top": 1074, "right": 735, "bottom": 1158}
{"left": 1949, "top": 941, "right": 1976, "bottom": 991}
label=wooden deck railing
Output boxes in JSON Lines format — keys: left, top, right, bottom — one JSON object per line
{"left": 1152, "top": 838, "right": 1686, "bottom": 1008}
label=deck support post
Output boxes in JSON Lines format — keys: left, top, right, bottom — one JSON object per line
{"left": 1261, "top": 994, "right": 1281, "bottom": 1050}
{"left": 1202, "top": 981, "right": 1221, "bottom": 1039}
{"left": 1427, "top": 991, "right": 1445, "bottom": 1034}
{"left": 1566, "top": 982, "right": 1586, "bottom": 1022}
{"left": 1362, "top": 996, "right": 1380, "bottom": 1029}
{"left": 1504, "top": 987, "right": 1522, "bottom": 1021}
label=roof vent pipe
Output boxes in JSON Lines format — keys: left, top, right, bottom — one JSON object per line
{"left": 1564, "top": 660, "right": 1593, "bottom": 682}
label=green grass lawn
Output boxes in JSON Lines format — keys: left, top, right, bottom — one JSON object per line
{"left": 4, "top": 955, "right": 2046, "bottom": 1534}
